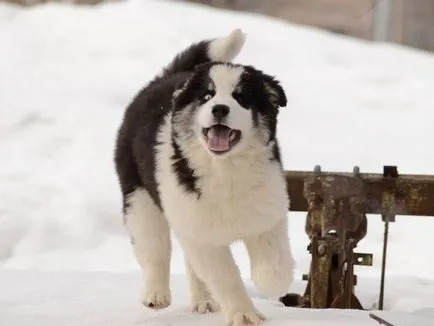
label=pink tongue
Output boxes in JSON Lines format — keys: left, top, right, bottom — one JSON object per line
{"left": 207, "top": 127, "right": 230, "bottom": 152}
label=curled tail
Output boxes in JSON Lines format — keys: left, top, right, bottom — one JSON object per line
{"left": 150, "top": 28, "right": 246, "bottom": 86}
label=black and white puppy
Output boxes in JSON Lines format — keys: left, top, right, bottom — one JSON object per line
{"left": 114, "top": 29, "right": 294, "bottom": 326}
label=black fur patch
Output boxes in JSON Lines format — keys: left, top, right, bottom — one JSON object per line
{"left": 173, "top": 67, "right": 214, "bottom": 110}
{"left": 237, "top": 65, "right": 286, "bottom": 143}
{"left": 170, "top": 135, "right": 201, "bottom": 197}
{"left": 147, "top": 41, "right": 209, "bottom": 89}
{"left": 271, "top": 141, "right": 282, "bottom": 165}
{"left": 114, "top": 39, "right": 213, "bottom": 213}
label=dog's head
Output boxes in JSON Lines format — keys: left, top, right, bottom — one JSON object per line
{"left": 172, "top": 62, "right": 286, "bottom": 158}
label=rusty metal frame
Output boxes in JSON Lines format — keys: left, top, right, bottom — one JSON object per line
{"left": 285, "top": 167, "right": 434, "bottom": 217}
{"left": 279, "top": 165, "right": 434, "bottom": 310}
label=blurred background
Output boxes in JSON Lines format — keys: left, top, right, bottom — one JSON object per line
{"left": 179, "top": 0, "right": 434, "bottom": 52}
{"left": 4, "top": 0, "right": 434, "bottom": 51}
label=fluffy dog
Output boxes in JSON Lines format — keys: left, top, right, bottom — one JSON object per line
{"left": 114, "top": 28, "right": 294, "bottom": 326}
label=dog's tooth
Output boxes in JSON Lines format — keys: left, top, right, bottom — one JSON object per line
{"left": 229, "top": 131, "right": 236, "bottom": 141}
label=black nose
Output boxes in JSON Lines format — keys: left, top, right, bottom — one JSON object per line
{"left": 212, "top": 104, "right": 230, "bottom": 119}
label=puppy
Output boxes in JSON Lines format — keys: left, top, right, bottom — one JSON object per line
{"left": 114, "top": 29, "right": 294, "bottom": 326}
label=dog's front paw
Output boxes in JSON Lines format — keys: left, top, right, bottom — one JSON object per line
{"left": 141, "top": 286, "right": 171, "bottom": 310}
{"left": 251, "top": 260, "right": 293, "bottom": 297}
{"left": 226, "top": 310, "right": 265, "bottom": 326}
{"left": 192, "top": 299, "right": 220, "bottom": 314}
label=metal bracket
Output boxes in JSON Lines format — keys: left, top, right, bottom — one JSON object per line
{"left": 280, "top": 165, "right": 434, "bottom": 311}
{"left": 283, "top": 165, "right": 372, "bottom": 309}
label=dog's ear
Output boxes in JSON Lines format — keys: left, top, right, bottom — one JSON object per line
{"left": 173, "top": 63, "right": 214, "bottom": 108}
{"left": 172, "top": 79, "right": 192, "bottom": 108}
{"left": 262, "top": 74, "right": 287, "bottom": 108}
{"left": 173, "top": 80, "right": 187, "bottom": 100}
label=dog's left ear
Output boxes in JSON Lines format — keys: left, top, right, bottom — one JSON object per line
{"left": 262, "top": 74, "right": 287, "bottom": 108}
{"left": 172, "top": 79, "right": 190, "bottom": 108}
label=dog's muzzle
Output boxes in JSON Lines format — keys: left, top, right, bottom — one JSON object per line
{"left": 202, "top": 124, "right": 241, "bottom": 154}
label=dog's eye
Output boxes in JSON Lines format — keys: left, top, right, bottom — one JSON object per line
{"left": 203, "top": 93, "right": 213, "bottom": 101}
{"left": 202, "top": 92, "right": 214, "bottom": 102}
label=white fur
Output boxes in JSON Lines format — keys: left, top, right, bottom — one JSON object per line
{"left": 178, "top": 239, "right": 265, "bottom": 325}
{"left": 208, "top": 28, "right": 246, "bottom": 62}
{"left": 244, "top": 218, "right": 294, "bottom": 297}
{"left": 153, "top": 112, "right": 294, "bottom": 324}
{"left": 125, "top": 29, "right": 294, "bottom": 326}
{"left": 124, "top": 189, "right": 171, "bottom": 309}
{"left": 185, "top": 257, "right": 220, "bottom": 313}
{"left": 196, "top": 65, "right": 254, "bottom": 156}
{"left": 157, "top": 115, "right": 289, "bottom": 245}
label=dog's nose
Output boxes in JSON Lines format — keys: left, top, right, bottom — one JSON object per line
{"left": 212, "top": 105, "right": 230, "bottom": 119}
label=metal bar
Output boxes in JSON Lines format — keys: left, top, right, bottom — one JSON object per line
{"left": 379, "top": 219, "right": 389, "bottom": 310}
{"left": 369, "top": 313, "right": 394, "bottom": 326}
{"left": 378, "top": 166, "right": 397, "bottom": 310}
{"left": 285, "top": 170, "right": 434, "bottom": 216}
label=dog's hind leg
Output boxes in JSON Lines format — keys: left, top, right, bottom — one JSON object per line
{"left": 243, "top": 218, "right": 294, "bottom": 297}
{"left": 124, "top": 188, "right": 172, "bottom": 309}
{"left": 185, "top": 257, "right": 220, "bottom": 314}
{"left": 180, "top": 241, "right": 264, "bottom": 325}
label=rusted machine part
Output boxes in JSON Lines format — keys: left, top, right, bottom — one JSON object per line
{"left": 304, "top": 165, "right": 370, "bottom": 309}
{"left": 285, "top": 168, "right": 434, "bottom": 217}
{"left": 282, "top": 165, "right": 372, "bottom": 309}
{"left": 330, "top": 239, "right": 364, "bottom": 310}
{"left": 303, "top": 165, "right": 367, "bottom": 241}
{"left": 310, "top": 237, "right": 330, "bottom": 308}
{"left": 378, "top": 166, "right": 398, "bottom": 310}
{"left": 280, "top": 165, "right": 434, "bottom": 310}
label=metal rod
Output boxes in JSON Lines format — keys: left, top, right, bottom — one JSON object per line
{"left": 285, "top": 170, "right": 434, "bottom": 216}
{"left": 369, "top": 313, "right": 394, "bottom": 326}
{"left": 379, "top": 216, "right": 390, "bottom": 310}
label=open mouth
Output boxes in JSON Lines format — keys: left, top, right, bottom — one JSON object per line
{"left": 202, "top": 124, "right": 242, "bottom": 154}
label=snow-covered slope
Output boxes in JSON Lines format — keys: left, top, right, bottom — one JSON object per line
{"left": 1, "top": 0, "right": 434, "bottom": 325}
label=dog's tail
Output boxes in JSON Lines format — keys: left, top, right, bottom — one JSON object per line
{"left": 150, "top": 28, "right": 246, "bottom": 85}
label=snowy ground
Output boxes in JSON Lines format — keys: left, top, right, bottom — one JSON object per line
{"left": 1, "top": 0, "right": 434, "bottom": 325}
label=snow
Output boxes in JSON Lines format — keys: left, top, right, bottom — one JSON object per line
{"left": 1, "top": 0, "right": 434, "bottom": 325}
{"left": 1, "top": 272, "right": 433, "bottom": 326}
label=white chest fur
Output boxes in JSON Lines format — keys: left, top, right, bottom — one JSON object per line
{"left": 155, "top": 119, "right": 289, "bottom": 245}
